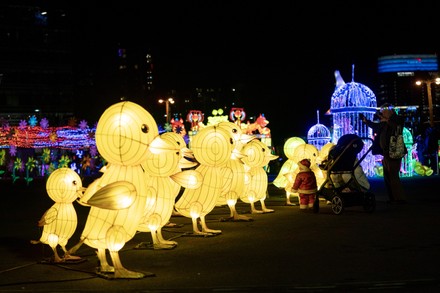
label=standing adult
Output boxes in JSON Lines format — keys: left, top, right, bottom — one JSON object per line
{"left": 360, "top": 104, "right": 407, "bottom": 204}
{"left": 415, "top": 133, "right": 427, "bottom": 165}
{"left": 424, "top": 126, "right": 439, "bottom": 174}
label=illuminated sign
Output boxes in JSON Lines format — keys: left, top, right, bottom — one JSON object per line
{"left": 378, "top": 54, "right": 438, "bottom": 73}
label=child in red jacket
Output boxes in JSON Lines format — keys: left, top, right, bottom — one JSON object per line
{"left": 292, "top": 158, "right": 317, "bottom": 211}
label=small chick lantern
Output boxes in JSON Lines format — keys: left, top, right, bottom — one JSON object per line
{"left": 31, "top": 168, "right": 83, "bottom": 263}
{"left": 136, "top": 131, "right": 201, "bottom": 249}
{"left": 240, "top": 139, "right": 279, "bottom": 213}
{"left": 175, "top": 124, "right": 235, "bottom": 235}
{"left": 272, "top": 137, "right": 306, "bottom": 205}
{"left": 216, "top": 121, "right": 255, "bottom": 221}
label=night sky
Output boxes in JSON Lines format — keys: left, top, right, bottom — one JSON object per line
{"left": 73, "top": 1, "right": 440, "bottom": 146}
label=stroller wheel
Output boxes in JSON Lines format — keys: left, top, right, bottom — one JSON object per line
{"left": 331, "top": 195, "right": 344, "bottom": 215}
{"left": 363, "top": 192, "right": 376, "bottom": 213}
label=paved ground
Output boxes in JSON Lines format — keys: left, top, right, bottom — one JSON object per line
{"left": 0, "top": 174, "right": 439, "bottom": 292}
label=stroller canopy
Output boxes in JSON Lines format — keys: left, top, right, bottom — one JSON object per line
{"left": 328, "top": 134, "right": 364, "bottom": 171}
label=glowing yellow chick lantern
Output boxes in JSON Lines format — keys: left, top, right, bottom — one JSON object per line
{"left": 292, "top": 143, "right": 319, "bottom": 169}
{"left": 175, "top": 125, "right": 235, "bottom": 235}
{"left": 216, "top": 121, "right": 255, "bottom": 221}
{"left": 31, "top": 168, "right": 83, "bottom": 263}
{"left": 136, "top": 131, "right": 201, "bottom": 249}
{"left": 240, "top": 139, "right": 279, "bottom": 213}
{"left": 289, "top": 143, "right": 324, "bottom": 193}
{"left": 317, "top": 142, "right": 336, "bottom": 165}
{"left": 69, "top": 101, "right": 159, "bottom": 279}
{"left": 272, "top": 137, "right": 305, "bottom": 205}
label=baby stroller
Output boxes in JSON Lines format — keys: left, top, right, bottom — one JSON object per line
{"left": 313, "top": 134, "right": 375, "bottom": 215}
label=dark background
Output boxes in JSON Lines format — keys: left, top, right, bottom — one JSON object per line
{"left": 69, "top": 0, "right": 440, "bottom": 145}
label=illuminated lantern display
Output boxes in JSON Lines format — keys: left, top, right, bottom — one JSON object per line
{"left": 315, "top": 142, "right": 337, "bottom": 196}
{"left": 175, "top": 125, "right": 234, "bottom": 235}
{"left": 272, "top": 137, "right": 305, "bottom": 205}
{"left": 240, "top": 139, "right": 278, "bottom": 213}
{"left": 170, "top": 117, "right": 187, "bottom": 137}
{"left": 242, "top": 114, "right": 272, "bottom": 150}
{"left": 69, "top": 101, "right": 159, "bottom": 279}
{"left": 206, "top": 108, "right": 229, "bottom": 125}
{"left": 229, "top": 107, "right": 246, "bottom": 127}
{"left": 330, "top": 69, "right": 377, "bottom": 177}
{"left": 284, "top": 143, "right": 323, "bottom": 203}
{"left": 292, "top": 143, "right": 323, "bottom": 185}
{"left": 400, "top": 126, "right": 414, "bottom": 177}
{"left": 186, "top": 110, "right": 204, "bottom": 133}
{"left": 307, "top": 110, "right": 331, "bottom": 151}
{"left": 136, "top": 132, "right": 201, "bottom": 249}
{"left": 317, "top": 142, "right": 336, "bottom": 165}
{"left": 31, "top": 168, "right": 83, "bottom": 263}
{"left": 413, "top": 161, "right": 434, "bottom": 176}
{"left": 216, "top": 121, "right": 255, "bottom": 221}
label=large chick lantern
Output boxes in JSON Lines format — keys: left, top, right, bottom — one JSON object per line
{"left": 31, "top": 168, "right": 84, "bottom": 263}
{"left": 174, "top": 124, "right": 235, "bottom": 235}
{"left": 216, "top": 121, "right": 255, "bottom": 221}
{"left": 272, "top": 137, "right": 306, "bottom": 205}
{"left": 240, "top": 139, "right": 279, "bottom": 213}
{"left": 68, "top": 101, "right": 159, "bottom": 279}
{"left": 136, "top": 131, "right": 201, "bottom": 249}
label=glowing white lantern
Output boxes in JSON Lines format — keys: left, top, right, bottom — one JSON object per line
{"left": 240, "top": 139, "right": 278, "bottom": 213}
{"left": 69, "top": 101, "right": 159, "bottom": 279}
{"left": 216, "top": 121, "right": 255, "bottom": 221}
{"left": 136, "top": 131, "right": 200, "bottom": 249}
{"left": 175, "top": 125, "right": 234, "bottom": 235}
{"left": 272, "top": 137, "right": 305, "bottom": 205}
{"left": 32, "top": 168, "right": 83, "bottom": 263}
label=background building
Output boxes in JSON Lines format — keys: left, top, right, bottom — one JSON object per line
{"left": 0, "top": 1, "right": 73, "bottom": 125}
{"left": 376, "top": 54, "right": 439, "bottom": 135}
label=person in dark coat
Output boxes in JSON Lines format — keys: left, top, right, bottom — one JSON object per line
{"left": 424, "top": 126, "right": 439, "bottom": 173}
{"left": 415, "top": 133, "right": 427, "bottom": 165}
{"left": 360, "top": 103, "right": 407, "bottom": 204}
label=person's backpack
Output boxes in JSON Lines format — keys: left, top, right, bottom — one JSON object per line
{"left": 389, "top": 125, "right": 407, "bottom": 159}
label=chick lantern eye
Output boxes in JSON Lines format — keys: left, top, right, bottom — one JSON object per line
{"left": 73, "top": 180, "right": 77, "bottom": 186}
{"left": 141, "top": 124, "right": 149, "bottom": 133}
